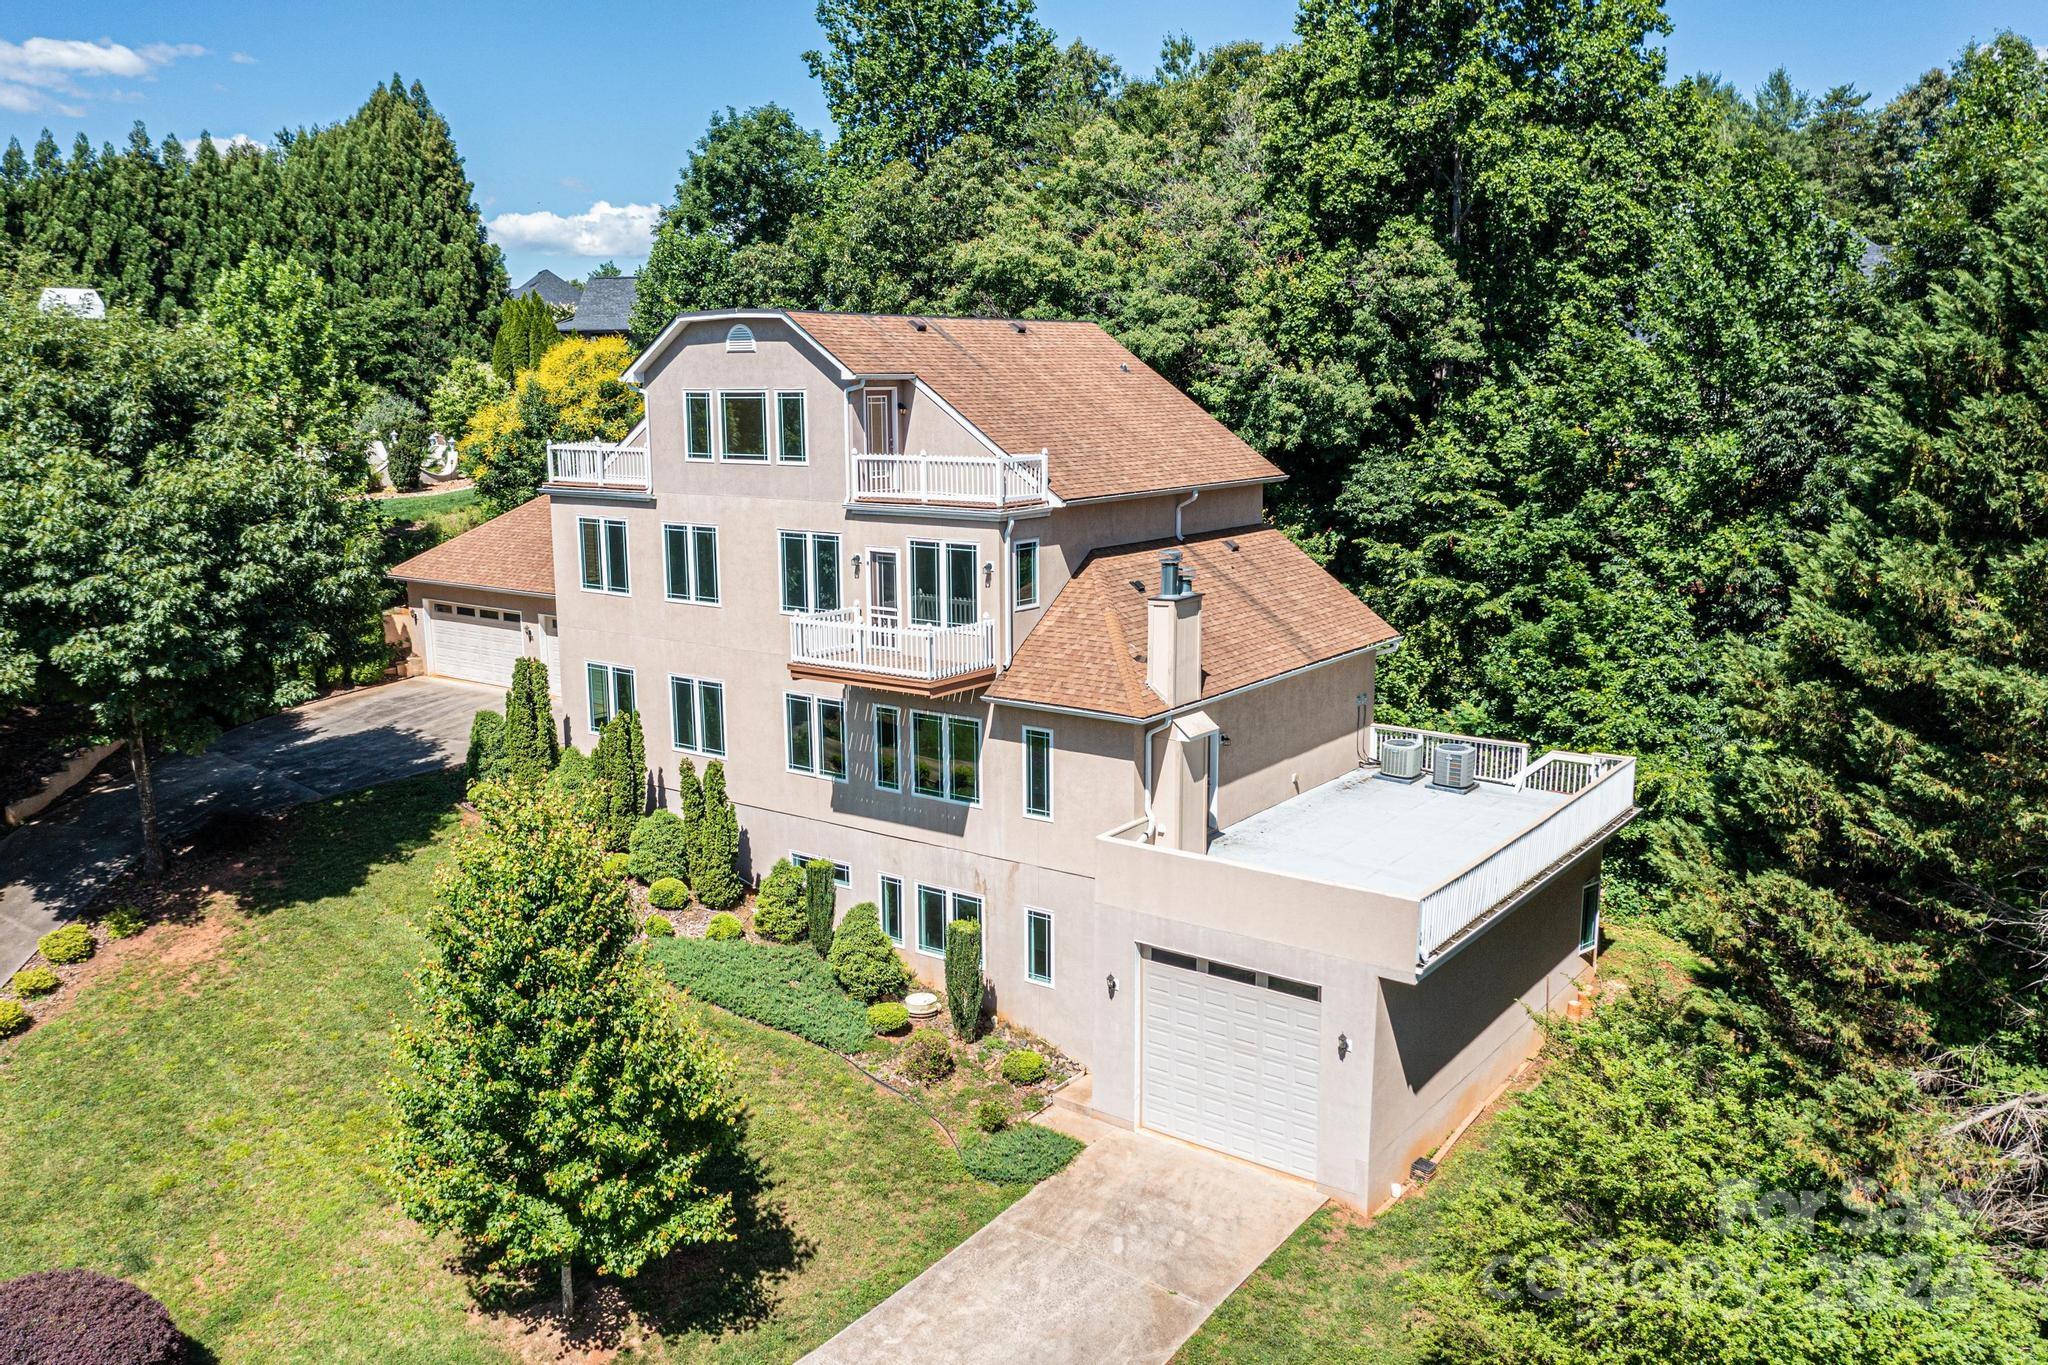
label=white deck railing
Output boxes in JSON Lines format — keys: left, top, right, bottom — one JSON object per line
{"left": 790, "top": 607, "right": 998, "bottom": 682}
{"left": 1368, "top": 724, "right": 1530, "bottom": 785}
{"left": 547, "top": 441, "right": 650, "bottom": 490}
{"left": 850, "top": 450, "right": 1049, "bottom": 507}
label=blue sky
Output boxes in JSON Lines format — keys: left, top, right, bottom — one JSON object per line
{"left": 1, "top": 1, "right": 2031, "bottom": 283}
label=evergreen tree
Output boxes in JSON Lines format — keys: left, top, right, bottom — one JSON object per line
{"left": 826, "top": 901, "right": 911, "bottom": 1001}
{"left": 692, "top": 761, "right": 743, "bottom": 911}
{"left": 501, "top": 658, "right": 558, "bottom": 784}
{"left": 388, "top": 782, "right": 743, "bottom": 1315}
{"left": 944, "top": 919, "right": 983, "bottom": 1039}
{"left": 803, "top": 859, "right": 836, "bottom": 958}
{"left": 676, "top": 757, "right": 705, "bottom": 882}
{"left": 591, "top": 709, "right": 645, "bottom": 851}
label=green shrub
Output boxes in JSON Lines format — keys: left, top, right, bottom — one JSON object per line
{"left": 10, "top": 966, "right": 59, "bottom": 998}
{"left": 0, "top": 1000, "right": 25, "bottom": 1038}
{"left": 961, "top": 1125, "right": 1082, "bottom": 1184}
{"left": 867, "top": 1001, "right": 910, "bottom": 1035}
{"left": 704, "top": 912, "right": 744, "bottom": 942}
{"left": 464, "top": 709, "right": 507, "bottom": 782}
{"left": 974, "top": 1099, "right": 1009, "bottom": 1134}
{"left": 648, "top": 878, "right": 688, "bottom": 911}
{"left": 104, "top": 904, "right": 148, "bottom": 939}
{"left": 899, "top": 1029, "right": 955, "bottom": 1084}
{"left": 1000, "top": 1049, "right": 1047, "bottom": 1086}
{"left": 691, "top": 760, "right": 744, "bottom": 909}
{"left": 752, "top": 858, "right": 808, "bottom": 943}
{"left": 828, "top": 901, "right": 913, "bottom": 1002}
{"left": 601, "top": 852, "right": 630, "bottom": 880}
{"left": 651, "top": 938, "right": 872, "bottom": 1051}
{"left": 548, "top": 745, "right": 594, "bottom": 796}
{"left": 37, "top": 924, "right": 93, "bottom": 966}
{"left": 627, "top": 810, "right": 690, "bottom": 885}
{"left": 944, "top": 919, "right": 983, "bottom": 1039}
{"left": 804, "top": 859, "right": 836, "bottom": 958}
{"left": 591, "top": 709, "right": 646, "bottom": 850}
{"left": 642, "top": 913, "right": 675, "bottom": 938}
{"left": 502, "top": 657, "right": 559, "bottom": 783}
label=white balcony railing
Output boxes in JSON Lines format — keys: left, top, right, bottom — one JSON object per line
{"left": 1368, "top": 724, "right": 1530, "bottom": 785}
{"left": 547, "top": 441, "right": 650, "bottom": 491}
{"left": 790, "top": 607, "right": 998, "bottom": 683}
{"left": 849, "top": 450, "right": 1049, "bottom": 508}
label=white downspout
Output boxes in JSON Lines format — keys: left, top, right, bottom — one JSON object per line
{"left": 999, "top": 516, "right": 1015, "bottom": 668}
{"left": 1174, "top": 487, "right": 1200, "bottom": 541}
{"left": 1140, "top": 718, "right": 1172, "bottom": 841}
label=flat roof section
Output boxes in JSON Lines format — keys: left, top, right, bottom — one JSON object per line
{"left": 1207, "top": 768, "right": 1573, "bottom": 900}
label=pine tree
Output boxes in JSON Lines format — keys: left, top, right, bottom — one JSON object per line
{"left": 388, "top": 782, "right": 743, "bottom": 1316}
{"left": 692, "top": 761, "right": 743, "bottom": 910}
{"left": 502, "top": 658, "right": 558, "bottom": 784}
{"left": 803, "top": 859, "right": 836, "bottom": 958}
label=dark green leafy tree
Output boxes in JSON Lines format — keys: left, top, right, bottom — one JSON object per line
{"left": 388, "top": 782, "right": 743, "bottom": 1316}
{"left": 201, "top": 247, "right": 359, "bottom": 459}
{"left": 944, "top": 919, "right": 983, "bottom": 1039}
{"left": 691, "top": 761, "right": 743, "bottom": 910}
{"left": 803, "top": 859, "right": 836, "bottom": 959}
{"left": 502, "top": 657, "right": 559, "bottom": 784}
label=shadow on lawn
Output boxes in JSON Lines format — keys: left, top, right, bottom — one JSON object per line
{"left": 233, "top": 771, "right": 465, "bottom": 916}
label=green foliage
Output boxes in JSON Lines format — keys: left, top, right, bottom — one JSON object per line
{"left": 36, "top": 925, "right": 93, "bottom": 966}
{"left": 651, "top": 937, "right": 873, "bottom": 1052}
{"left": 464, "top": 710, "right": 506, "bottom": 783}
{"left": 647, "top": 878, "right": 688, "bottom": 912}
{"left": 690, "top": 761, "right": 743, "bottom": 910}
{"left": 898, "top": 1030, "right": 955, "bottom": 1084}
{"left": 358, "top": 388, "right": 429, "bottom": 491}
{"left": 803, "top": 859, "right": 836, "bottom": 958}
{"left": 826, "top": 901, "right": 912, "bottom": 1002}
{"left": 866, "top": 1001, "right": 909, "bottom": 1035}
{"left": 590, "top": 709, "right": 646, "bottom": 852}
{"left": 943, "top": 919, "right": 983, "bottom": 1039}
{"left": 467, "top": 336, "right": 640, "bottom": 512}
{"left": 103, "top": 905, "right": 147, "bottom": 939}
{"left": 601, "top": 852, "right": 630, "bottom": 881}
{"left": 545, "top": 745, "right": 597, "bottom": 823}
{"left": 998, "top": 1050, "right": 1045, "bottom": 1086}
{"left": 627, "top": 810, "right": 691, "bottom": 885}
{"left": 704, "top": 912, "right": 744, "bottom": 942}
{"left": 501, "top": 658, "right": 558, "bottom": 784}
{"left": 642, "top": 913, "right": 675, "bottom": 938}
{"left": 490, "top": 293, "right": 561, "bottom": 380}
{"left": 960, "top": 1125, "right": 1080, "bottom": 1184}
{"left": 973, "top": 1099, "right": 1008, "bottom": 1134}
{"left": 427, "top": 356, "right": 509, "bottom": 444}
{"left": 202, "top": 247, "right": 357, "bottom": 458}
{"left": 387, "top": 782, "right": 743, "bottom": 1289}
{"left": 751, "top": 859, "right": 809, "bottom": 944}
{"left": 10, "top": 966, "right": 58, "bottom": 998}
{"left": 0, "top": 1000, "right": 25, "bottom": 1037}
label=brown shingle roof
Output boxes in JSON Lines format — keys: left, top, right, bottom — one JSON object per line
{"left": 987, "top": 528, "right": 1399, "bottom": 720}
{"left": 387, "top": 496, "right": 554, "bottom": 598}
{"left": 787, "top": 312, "right": 1284, "bottom": 503}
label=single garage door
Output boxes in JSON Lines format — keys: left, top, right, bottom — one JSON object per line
{"left": 426, "top": 601, "right": 524, "bottom": 687}
{"left": 1140, "top": 947, "right": 1321, "bottom": 1178}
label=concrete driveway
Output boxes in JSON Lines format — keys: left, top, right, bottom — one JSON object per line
{"left": 803, "top": 1123, "right": 1325, "bottom": 1364}
{"left": 0, "top": 677, "right": 493, "bottom": 974}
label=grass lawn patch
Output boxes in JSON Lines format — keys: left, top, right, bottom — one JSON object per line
{"left": 0, "top": 772, "right": 1018, "bottom": 1362}
{"left": 371, "top": 485, "right": 478, "bottom": 523}
{"left": 653, "top": 937, "right": 874, "bottom": 1053}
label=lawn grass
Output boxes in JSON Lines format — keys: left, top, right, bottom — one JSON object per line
{"left": 0, "top": 772, "right": 1019, "bottom": 1362}
{"left": 371, "top": 485, "right": 479, "bottom": 522}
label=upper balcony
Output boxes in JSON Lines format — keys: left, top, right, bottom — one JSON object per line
{"left": 848, "top": 450, "right": 1050, "bottom": 510}
{"left": 788, "top": 606, "right": 998, "bottom": 697}
{"left": 546, "top": 440, "right": 649, "bottom": 492}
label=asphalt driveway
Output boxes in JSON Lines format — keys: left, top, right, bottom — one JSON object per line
{"left": 0, "top": 677, "right": 494, "bottom": 974}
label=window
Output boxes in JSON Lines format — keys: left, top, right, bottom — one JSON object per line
{"left": 874, "top": 706, "right": 901, "bottom": 792}
{"left": 1579, "top": 880, "right": 1601, "bottom": 953}
{"left": 793, "top": 853, "right": 852, "bottom": 888}
{"left": 1023, "top": 726, "right": 1053, "bottom": 820}
{"left": 908, "top": 539, "right": 979, "bottom": 627}
{"left": 578, "top": 516, "right": 629, "bottom": 594}
{"left": 721, "top": 392, "right": 769, "bottom": 460}
{"left": 685, "top": 392, "right": 713, "bottom": 459}
{"left": 670, "top": 676, "right": 726, "bottom": 755}
{"left": 785, "top": 694, "right": 844, "bottom": 779}
{"left": 776, "top": 392, "right": 807, "bottom": 463}
{"left": 779, "top": 531, "right": 841, "bottom": 613}
{"left": 1025, "top": 908, "right": 1053, "bottom": 985}
{"left": 914, "top": 885, "right": 982, "bottom": 957}
{"left": 910, "top": 712, "right": 980, "bottom": 804}
{"left": 879, "top": 875, "right": 904, "bottom": 944}
{"left": 1013, "top": 540, "right": 1039, "bottom": 608}
{"left": 586, "top": 662, "right": 635, "bottom": 733}
{"left": 663, "top": 524, "right": 719, "bottom": 604}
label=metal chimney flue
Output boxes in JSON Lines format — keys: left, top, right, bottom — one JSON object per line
{"left": 1160, "top": 549, "right": 1187, "bottom": 598}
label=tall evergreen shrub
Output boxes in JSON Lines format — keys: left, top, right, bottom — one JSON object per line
{"left": 804, "top": 859, "right": 836, "bottom": 958}
{"left": 945, "top": 919, "right": 983, "bottom": 1039}
{"left": 692, "top": 760, "right": 743, "bottom": 910}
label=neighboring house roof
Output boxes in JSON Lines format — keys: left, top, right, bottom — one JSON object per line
{"left": 560, "top": 275, "right": 637, "bottom": 335}
{"left": 387, "top": 497, "right": 555, "bottom": 598}
{"left": 38, "top": 287, "right": 106, "bottom": 319}
{"left": 988, "top": 528, "right": 1399, "bottom": 720}
{"left": 787, "top": 312, "right": 1284, "bottom": 503}
{"left": 511, "top": 270, "right": 583, "bottom": 308}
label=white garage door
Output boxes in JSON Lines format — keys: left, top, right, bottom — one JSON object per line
{"left": 426, "top": 601, "right": 524, "bottom": 687}
{"left": 1140, "top": 948, "right": 1321, "bottom": 1178}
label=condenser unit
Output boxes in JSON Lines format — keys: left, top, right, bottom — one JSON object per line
{"left": 1379, "top": 736, "right": 1426, "bottom": 782}
{"left": 1432, "top": 741, "right": 1478, "bottom": 792}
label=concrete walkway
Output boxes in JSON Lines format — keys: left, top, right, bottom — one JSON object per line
{"left": 0, "top": 677, "right": 493, "bottom": 974}
{"left": 803, "top": 1121, "right": 1325, "bottom": 1364}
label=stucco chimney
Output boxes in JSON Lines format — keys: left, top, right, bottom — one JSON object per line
{"left": 1146, "top": 550, "right": 1202, "bottom": 709}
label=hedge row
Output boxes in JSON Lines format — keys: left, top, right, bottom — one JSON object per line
{"left": 650, "top": 937, "right": 873, "bottom": 1052}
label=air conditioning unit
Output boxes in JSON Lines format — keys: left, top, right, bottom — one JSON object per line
{"left": 1432, "top": 741, "right": 1478, "bottom": 792}
{"left": 1379, "top": 736, "right": 1426, "bottom": 782}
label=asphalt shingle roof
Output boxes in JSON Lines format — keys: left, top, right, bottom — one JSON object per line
{"left": 387, "top": 497, "right": 554, "bottom": 598}
{"left": 510, "top": 270, "right": 582, "bottom": 308}
{"left": 561, "top": 275, "right": 637, "bottom": 334}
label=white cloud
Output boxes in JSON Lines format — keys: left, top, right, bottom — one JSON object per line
{"left": 181, "top": 131, "right": 268, "bottom": 153}
{"left": 0, "top": 36, "right": 206, "bottom": 113}
{"left": 230, "top": 51, "right": 256, "bottom": 65}
{"left": 487, "top": 200, "right": 661, "bottom": 259}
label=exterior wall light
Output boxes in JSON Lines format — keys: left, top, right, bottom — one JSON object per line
{"left": 1106, "top": 973, "right": 1118, "bottom": 998}
{"left": 1337, "top": 1032, "right": 1351, "bottom": 1060}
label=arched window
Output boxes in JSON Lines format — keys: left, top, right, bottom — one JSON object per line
{"left": 726, "top": 323, "right": 756, "bottom": 353}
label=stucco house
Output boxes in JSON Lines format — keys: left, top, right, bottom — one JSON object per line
{"left": 390, "top": 310, "right": 1636, "bottom": 1210}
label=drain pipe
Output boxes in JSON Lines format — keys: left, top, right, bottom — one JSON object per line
{"left": 1140, "top": 718, "right": 1172, "bottom": 841}
{"left": 1173, "top": 487, "right": 1200, "bottom": 542}
{"left": 1000, "top": 515, "right": 1015, "bottom": 667}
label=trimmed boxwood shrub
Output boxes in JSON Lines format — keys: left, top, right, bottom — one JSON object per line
{"left": 647, "top": 877, "right": 688, "bottom": 911}
{"left": 752, "top": 858, "right": 808, "bottom": 943}
{"left": 643, "top": 913, "right": 675, "bottom": 938}
{"left": 627, "top": 810, "right": 690, "bottom": 885}
{"left": 961, "top": 1124, "right": 1083, "bottom": 1184}
{"left": 105, "top": 904, "right": 148, "bottom": 939}
{"left": 899, "top": 1029, "right": 955, "bottom": 1084}
{"left": 0, "top": 1000, "right": 26, "bottom": 1037}
{"left": 828, "top": 901, "right": 912, "bottom": 1002}
{"left": 974, "top": 1099, "right": 1009, "bottom": 1134}
{"left": 0, "top": 1267, "right": 187, "bottom": 1363}
{"left": 601, "top": 852, "right": 631, "bottom": 880}
{"left": 704, "top": 912, "right": 744, "bottom": 941}
{"left": 10, "top": 967, "right": 58, "bottom": 998}
{"left": 866, "top": 1001, "right": 910, "bottom": 1035}
{"left": 37, "top": 924, "right": 93, "bottom": 966}
{"left": 1000, "top": 1049, "right": 1047, "bottom": 1086}
{"left": 651, "top": 937, "right": 872, "bottom": 1051}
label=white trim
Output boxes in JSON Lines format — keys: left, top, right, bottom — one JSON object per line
{"left": 1057, "top": 476, "right": 1282, "bottom": 509}
{"left": 623, "top": 309, "right": 855, "bottom": 388}
{"left": 776, "top": 390, "right": 808, "bottom": 464}
{"left": 914, "top": 883, "right": 949, "bottom": 958}
{"left": 668, "top": 674, "right": 727, "bottom": 756}
{"left": 717, "top": 390, "right": 772, "bottom": 462}
{"left": 726, "top": 322, "right": 756, "bottom": 353}
{"left": 576, "top": 516, "right": 631, "bottom": 596}
{"left": 661, "top": 523, "right": 720, "bottom": 605}
{"left": 878, "top": 873, "right": 906, "bottom": 944}
{"left": 1024, "top": 905, "right": 1054, "bottom": 986}
{"left": 909, "top": 708, "right": 983, "bottom": 806}
{"left": 585, "top": 660, "right": 635, "bottom": 734}
{"left": 1578, "top": 878, "right": 1602, "bottom": 953}
{"left": 1022, "top": 724, "right": 1054, "bottom": 821}
{"left": 784, "top": 691, "right": 847, "bottom": 781}
{"left": 1012, "top": 537, "right": 1040, "bottom": 609}
{"left": 778, "top": 529, "right": 843, "bottom": 615}
{"left": 873, "top": 703, "right": 903, "bottom": 793}
{"left": 791, "top": 851, "right": 853, "bottom": 888}
{"left": 684, "top": 391, "right": 714, "bottom": 460}
{"left": 394, "top": 576, "right": 555, "bottom": 601}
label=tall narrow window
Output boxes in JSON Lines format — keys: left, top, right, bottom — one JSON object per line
{"left": 813, "top": 533, "right": 840, "bottom": 611}
{"left": 818, "top": 698, "right": 846, "bottom": 779}
{"left": 780, "top": 532, "right": 807, "bottom": 612}
{"left": 1579, "top": 881, "right": 1602, "bottom": 953}
{"left": 785, "top": 694, "right": 814, "bottom": 773}
{"left": 671, "top": 676, "right": 697, "bottom": 752}
{"left": 699, "top": 680, "right": 725, "bottom": 755}
{"left": 578, "top": 517, "right": 628, "bottom": 593}
{"left": 721, "top": 392, "right": 769, "bottom": 459}
{"left": 947, "top": 716, "right": 980, "bottom": 803}
{"left": 1013, "top": 540, "right": 1039, "bottom": 608}
{"left": 911, "top": 711, "right": 946, "bottom": 798}
{"left": 1023, "top": 726, "right": 1053, "bottom": 819}
{"left": 586, "top": 663, "right": 634, "bottom": 734}
{"left": 1026, "top": 908, "right": 1053, "bottom": 984}
{"left": 777, "top": 391, "right": 807, "bottom": 462}
{"left": 671, "top": 676, "right": 724, "bottom": 755}
{"left": 917, "top": 885, "right": 947, "bottom": 955}
{"left": 604, "top": 520, "right": 630, "bottom": 593}
{"left": 691, "top": 525, "right": 719, "bottom": 604}
{"left": 945, "top": 542, "right": 977, "bottom": 626}
{"left": 685, "top": 392, "right": 713, "bottom": 459}
{"left": 910, "top": 540, "right": 942, "bottom": 626}
{"left": 879, "top": 875, "right": 904, "bottom": 944}
{"left": 874, "top": 705, "right": 902, "bottom": 792}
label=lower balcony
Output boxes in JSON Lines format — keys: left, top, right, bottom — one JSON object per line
{"left": 788, "top": 607, "right": 998, "bottom": 697}
{"left": 546, "top": 440, "right": 649, "bottom": 492}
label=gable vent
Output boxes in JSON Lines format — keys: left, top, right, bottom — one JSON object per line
{"left": 726, "top": 323, "right": 756, "bottom": 353}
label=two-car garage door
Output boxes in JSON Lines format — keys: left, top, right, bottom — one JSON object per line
{"left": 425, "top": 601, "right": 524, "bottom": 687}
{"left": 1139, "top": 948, "right": 1322, "bottom": 1178}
